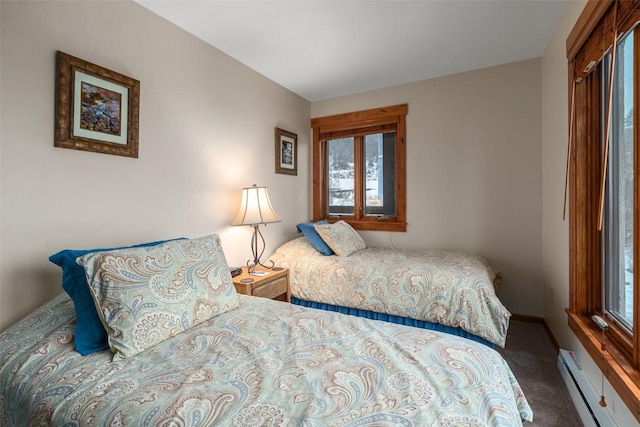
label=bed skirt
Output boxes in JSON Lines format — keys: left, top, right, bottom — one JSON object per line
{"left": 291, "top": 297, "right": 495, "bottom": 348}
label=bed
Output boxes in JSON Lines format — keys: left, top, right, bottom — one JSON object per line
{"left": 0, "top": 234, "right": 532, "bottom": 426}
{"left": 269, "top": 221, "right": 510, "bottom": 348}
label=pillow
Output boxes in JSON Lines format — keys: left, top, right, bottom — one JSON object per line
{"left": 49, "top": 237, "right": 182, "bottom": 356}
{"left": 296, "top": 220, "right": 334, "bottom": 255}
{"left": 77, "top": 234, "right": 238, "bottom": 360}
{"left": 314, "top": 220, "right": 367, "bottom": 257}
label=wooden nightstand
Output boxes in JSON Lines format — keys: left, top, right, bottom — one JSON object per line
{"left": 232, "top": 266, "right": 290, "bottom": 302}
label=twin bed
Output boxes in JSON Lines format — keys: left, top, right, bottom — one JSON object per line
{"left": 0, "top": 232, "right": 532, "bottom": 425}
{"left": 269, "top": 221, "right": 510, "bottom": 348}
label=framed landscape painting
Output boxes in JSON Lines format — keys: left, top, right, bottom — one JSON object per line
{"left": 275, "top": 127, "right": 297, "bottom": 176}
{"left": 54, "top": 51, "right": 140, "bottom": 158}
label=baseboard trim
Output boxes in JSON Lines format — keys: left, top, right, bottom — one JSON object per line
{"left": 510, "top": 313, "right": 560, "bottom": 352}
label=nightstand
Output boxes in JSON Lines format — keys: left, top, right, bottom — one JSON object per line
{"left": 232, "top": 266, "right": 290, "bottom": 302}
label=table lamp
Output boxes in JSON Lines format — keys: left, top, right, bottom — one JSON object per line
{"left": 231, "top": 184, "right": 281, "bottom": 272}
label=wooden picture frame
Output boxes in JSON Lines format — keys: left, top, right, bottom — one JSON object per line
{"left": 54, "top": 51, "right": 140, "bottom": 158}
{"left": 275, "top": 127, "right": 297, "bottom": 176}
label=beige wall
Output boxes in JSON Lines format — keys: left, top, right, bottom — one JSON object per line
{"left": 542, "top": 1, "right": 636, "bottom": 424}
{"left": 0, "top": 0, "right": 310, "bottom": 331}
{"left": 312, "top": 59, "right": 543, "bottom": 317}
{"left": 542, "top": 0, "right": 583, "bottom": 350}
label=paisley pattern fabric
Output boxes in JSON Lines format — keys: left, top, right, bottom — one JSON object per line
{"left": 0, "top": 294, "right": 533, "bottom": 426}
{"left": 77, "top": 234, "right": 239, "bottom": 359}
{"left": 314, "top": 220, "right": 367, "bottom": 256}
{"left": 270, "top": 237, "right": 510, "bottom": 347}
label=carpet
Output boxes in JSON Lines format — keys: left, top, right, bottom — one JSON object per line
{"left": 497, "top": 320, "right": 584, "bottom": 426}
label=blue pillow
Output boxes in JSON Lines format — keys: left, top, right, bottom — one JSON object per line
{"left": 296, "top": 220, "right": 334, "bottom": 255}
{"left": 49, "top": 238, "right": 183, "bottom": 356}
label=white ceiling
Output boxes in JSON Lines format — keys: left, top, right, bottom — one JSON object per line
{"left": 135, "top": 0, "right": 566, "bottom": 102}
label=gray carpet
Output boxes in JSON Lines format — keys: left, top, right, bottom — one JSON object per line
{"left": 497, "top": 320, "right": 584, "bottom": 426}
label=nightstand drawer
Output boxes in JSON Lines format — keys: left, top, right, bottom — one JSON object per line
{"left": 232, "top": 267, "right": 290, "bottom": 302}
{"left": 252, "top": 276, "right": 288, "bottom": 299}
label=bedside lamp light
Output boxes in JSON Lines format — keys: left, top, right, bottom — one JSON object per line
{"left": 232, "top": 184, "right": 281, "bottom": 272}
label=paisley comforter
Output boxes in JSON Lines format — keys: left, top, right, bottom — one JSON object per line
{"left": 270, "top": 237, "right": 510, "bottom": 347}
{"left": 0, "top": 294, "right": 532, "bottom": 426}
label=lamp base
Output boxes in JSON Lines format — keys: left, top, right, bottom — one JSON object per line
{"left": 246, "top": 259, "right": 275, "bottom": 273}
{"left": 246, "top": 224, "right": 275, "bottom": 273}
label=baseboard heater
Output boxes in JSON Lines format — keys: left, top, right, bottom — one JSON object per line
{"left": 557, "top": 349, "right": 617, "bottom": 427}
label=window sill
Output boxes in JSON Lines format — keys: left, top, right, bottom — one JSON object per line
{"left": 317, "top": 218, "right": 407, "bottom": 232}
{"left": 567, "top": 310, "right": 640, "bottom": 422}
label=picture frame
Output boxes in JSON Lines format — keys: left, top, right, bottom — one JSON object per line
{"left": 54, "top": 51, "right": 140, "bottom": 158}
{"left": 275, "top": 127, "right": 297, "bottom": 176}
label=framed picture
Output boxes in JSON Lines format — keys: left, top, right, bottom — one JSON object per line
{"left": 54, "top": 51, "right": 140, "bottom": 158}
{"left": 275, "top": 127, "right": 297, "bottom": 176}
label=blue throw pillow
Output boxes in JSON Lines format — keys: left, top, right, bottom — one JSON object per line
{"left": 49, "top": 238, "right": 183, "bottom": 356}
{"left": 296, "top": 220, "right": 334, "bottom": 255}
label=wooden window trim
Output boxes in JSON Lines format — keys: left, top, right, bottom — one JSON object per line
{"left": 567, "top": 311, "right": 640, "bottom": 419}
{"left": 567, "top": 1, "right": 640, "bottom": 421}
{"left": 311, "top": 104, "right": 407, "bottom": 232}
{"left": 569, "top": 0, "right": 640, "bottom": 82}
{"left": 566, "top": 0, "right": 611, "bottom": 62}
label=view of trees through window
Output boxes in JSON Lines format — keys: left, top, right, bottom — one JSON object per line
{"left": 327, "top": 132, "right": 394, "bottom": 215}
{"left": 327, "top": 137, "right": 355, "bottom": 213}
{"left": 603, "top": 29, "right": 634, "bottom": 332}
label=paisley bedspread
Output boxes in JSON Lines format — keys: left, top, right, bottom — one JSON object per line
{"left": 270, "top": 237, "right": 510, "bottom": 347}
{"left": 0, "top": 294, "right": 532, "bottom": 426}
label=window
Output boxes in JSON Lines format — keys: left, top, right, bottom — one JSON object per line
{"left": 311, "top": 105, "right": 407, "bottom": 232}
{"left": 602, "top": 30, "right": 634, "bottom": 334}
{"left": 567, "top": 0, "right": 640, "bottom": 420}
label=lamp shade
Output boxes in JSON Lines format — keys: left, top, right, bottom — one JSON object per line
{"left": 232, "top": 185, "right": 281, "bottom": 226}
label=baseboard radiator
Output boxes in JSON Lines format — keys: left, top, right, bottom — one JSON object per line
{"left": 557, "top": 349, "right": 617, "bottom": 427}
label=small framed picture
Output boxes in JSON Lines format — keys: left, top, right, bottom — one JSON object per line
{"left": 54, "top": 51, "right": 140, "bottom": 158}
{"left": 275, "top": 127, "right": 297, "bottom": 176}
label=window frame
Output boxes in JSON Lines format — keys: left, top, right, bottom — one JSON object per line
{"left": 311, "top": 104, "right": 407, "bottom": 232}
{"left": 567, "top": 0, "right": 640, "bottom": 421}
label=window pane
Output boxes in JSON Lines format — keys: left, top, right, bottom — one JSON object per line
{"left": 327, "top": 137, "right": 355, "bottom": 215}
{"left": 603, "top": 30, "right": 634, "bottom": 332}
{"left": 364, "top": 132, "right": 396, "bottom": 216}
